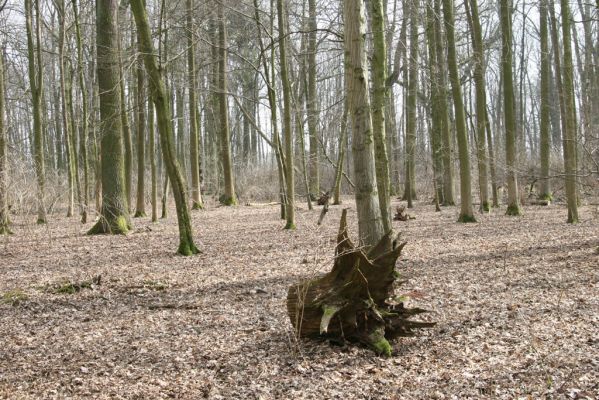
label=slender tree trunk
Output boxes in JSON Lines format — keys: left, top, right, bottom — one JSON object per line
{"left": 216, "top": 4, "right": 237, "bottom": 206}
{"left": 425, "top": 0, "right": 445, "bottom": 205}
{"left": 130, "top": 0, "right": 200, "bottom": 255}
{"left": 72, "top": 0, "right": 89, "bottom": 223}
{"left": 538, "top": 0, "right": 552, "bottom": 201}
{"left": 333, "top": 99, "right": 349, "bottom": 205}
{"left": 306, "top": 0, "right": 319, "bottom": 199}
{"left": 25, "top": 0, "right": 47, "bottom": 224}
{"left": 187, "top": 0, "right": 203, "bottom": 210}
{"left": 370, "top": 0, "right": 392, "bottom": 230}
{"left": 559, "top": 0, "right": 579, "bottom": 223}
{"left": 404, "top": 0, "right": 419, "bottom": 209}
{"left": 343, "top": 0, "right": 385, "bottom": 247}
{"left": 442, "top": 0, "right": 475, "bottom": 222}
{"left": 433, "top": 0, "right": 454, "bottom": 205}
{"left": 0, "top": 50, "right": 10, "bottom": 234}
{"left": 465, "top": 0, "right": 490, "bottom": 212}
{"left": 118, "top": 6, "right": 133, "bottom": 213}
{"left": 134, "top": 26, "right": 147, "bottom": 218}
{"left": 278, "top": 0, "right": 295, "bottom": 228}
{"left": 149, "top": 98, "right": 157, "bottom": 222}
{"left": 89, "top": 0, "right": 131, "bottom": 235}
{"left": 500, "top": 0, "right": 521, "bottom": 216}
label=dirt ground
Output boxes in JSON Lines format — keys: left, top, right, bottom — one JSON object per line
{"left": 0, "top": 198, "right": 597, "bottom": 399}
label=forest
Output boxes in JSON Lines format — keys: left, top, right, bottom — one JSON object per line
{"left": 0, "top": 0, "right": 597, "bottom": 398}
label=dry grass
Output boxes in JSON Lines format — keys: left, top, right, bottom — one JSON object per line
{"left": 0, "top": 198, "right": 597, "bottom": 399}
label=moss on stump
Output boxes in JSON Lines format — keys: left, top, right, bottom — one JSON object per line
{"left": 287, "top": 209, "right": 434, "bottom": 356}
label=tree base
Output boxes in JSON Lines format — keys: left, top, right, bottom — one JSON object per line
{"left": 458, "top": 213, "right": 477, "bottom": 223}
{"left": 87, "top": 216, "right": 130, "bottom": 235}
{"left": 0, "top": 225, "right": 13, "bottom": 235}
{"left": 284, "top": 222, "right": 296, "bottom": 230}
{"left": 287, "top": 209, "right": 434, "bottom": 356}
{"left": 480, "top": 202, "right": 490, "bottom": 213}
{"left": 177, "top": 240, "right": 201, "bottom": 256}
{"left": 219, "top": 195, "right": 237, "bottom": 206}
{"left": 134, "top": 211, "right": 147, "bottom": 218}
{"left": 191, "top": 202, "right": 204, "bottom": 210}
{"left": 506, "top": 203, "right": 522, "bottom": 216}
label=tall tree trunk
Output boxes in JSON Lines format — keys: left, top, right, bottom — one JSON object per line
{"left": 442, "top": 0, "right": 476, "bottom": 222}
{"left": 130, "top": 0, "right": 200, "bottom": 255}
{"left": 343, "top": 0, "right": 385, "bottom": 248}
{"left": 89, "top": 0, "right": 131, "bottom": 235}
{"left": 538, "top": 0, "right": 552, "bottom": 201}
{"left": 500, "top": 0, "right": 522, "bottom": 216}
{"left": 433, "top": 0, "right": 454, "bottom": 205}
{"left": 187, "top": 0, "right": 203, "bottom": 210}
{"left": 217, "top": 4, "right": 237, "bottom": 206}
{"left": 72, "top": 0, "right": 90, "bottom": 223}
{"left": 278, "top": 0, "right": 295, "bottom": 228}
{"left": 134, "top": 37, "right": 147, "bottom": 218}
{"left": 333, "top": 99, "right": 349, "bottom": 205}
{"left": 465, "top": 0, "right": 490, "bottom": 212}
{"left": 118, "top": 6, "right": 133, "bottom": 213}
{"left": 25, "top": 0, "right": 47, "bottom": 224}
{"left": 306, "top": 0, "right": 320, "bottom": 199}
{"left": 404, "top": 0, "right": 418, "bottom": 209}
{"left": 0, "top": 50, "right": 10, "bottom": 234}
{"left": 425, "top": 0, "right": 445, "bottom": 206}
{"left": 370, "top": 0, "right": 392, "bottom": 231}
{"left": 149, "top": 98, "right": 157, "bottom": 222}
{"left": 559, "top": 0, "right": 579, "bottom": 223}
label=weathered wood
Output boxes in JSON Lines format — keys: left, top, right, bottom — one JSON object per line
{"left": 288, "top": 209, "right": 433, "bottom": 356}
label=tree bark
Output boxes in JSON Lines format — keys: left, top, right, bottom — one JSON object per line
{"left": 500, "top": 0, "right": 522, "bottom": 216}
{"left": 217, "top": 3, "right": 237, "bottom": 206}
{"left": 465, "top": 0, "right": 490, "bottom": 212}
{"left": 442, "top": 0, "right": 475, "bottom": 222}
{"left": 278, "top": 0, "right": 295, "bottom": 228}
{"left": 0, "top": 50, "right": 10, "bottom": 234}
{"left": 370, "top": 0, "right": 392, "bottom": 229}
{"left": 88, "top": 0, "right": 131, "bottom": 235}
{"left": 25, "top": 0, "right": 47, "bottom": 224}
{"left": 306, "top": 0, "right": 320, "bottom": 199}
{"left": 538, "top": 0, "right": 552, "bottom": 201}
{"left": 187, "top": 0, "right": 203, "bottom": 210}
{"left": 343, "top": 0, "right": 385, "bottom": 248}
{"left": 559, "top": 0, "right": 579, "bottom": 223}
{"left": 130, "top": 0, "right": 200, "bottom": 255}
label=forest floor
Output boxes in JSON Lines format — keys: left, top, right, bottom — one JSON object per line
{"left": 0, "top": 198, "right": 597, "bottom": 399}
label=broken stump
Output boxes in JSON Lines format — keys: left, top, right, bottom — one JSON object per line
{"left": 287, "top": 209, "right": 434, "bottom": 356}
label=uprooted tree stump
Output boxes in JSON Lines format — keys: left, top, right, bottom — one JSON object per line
{"left": 287, "top": 209, "right": 434, "bottom": 356}
{"left": 393, "top": 205, "right": 414, "bottom": 221}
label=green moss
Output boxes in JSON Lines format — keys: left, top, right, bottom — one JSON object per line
{"left": 506, "top": 203, "right": 522, "bottom": 216}
{"left": 191, "top": 202, "right": 204, "bottom": 210}
{"left": 2, "top": 289, "right": 28, "bottom": 306}
{"left": 458, "top": 213, "right": 477, "bottom": 223}
{"left": 538, "top": 193, "right": 553, "bottom": 202}
{"left": 177, "top": 240, "right": 200, "bottom": 256}
{"left": 53, "top": 281, "right": 92, "bottom": 294}
{"left": 114, "top": 216, "right": 130, "bottom": 234}
{"left": 0, "top": 225, "right": 13, "bottom": 235}
{"left": 283, "top": 222, "right": 296, "bottom": 230}
{"left": 369, "top": 335, "right": 392, "bottom": 357}
{"left": 219, "top": 194, "right": 237, "bottom": 206}
{"left": 143, "top": 280, "right": 168, "bottom": 290}
{"left": 133, "top": 211, "right": 147, "bottom": 218}
{"left": 480, "top": 201, "right": 490, "bottom": 213}
{"left": 36, "top": 217, "right": 47, "bottom": 225}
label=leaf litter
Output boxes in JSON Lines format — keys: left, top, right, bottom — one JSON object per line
{"left": 0, "top": 199, "right": 597, "bottom": 399}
